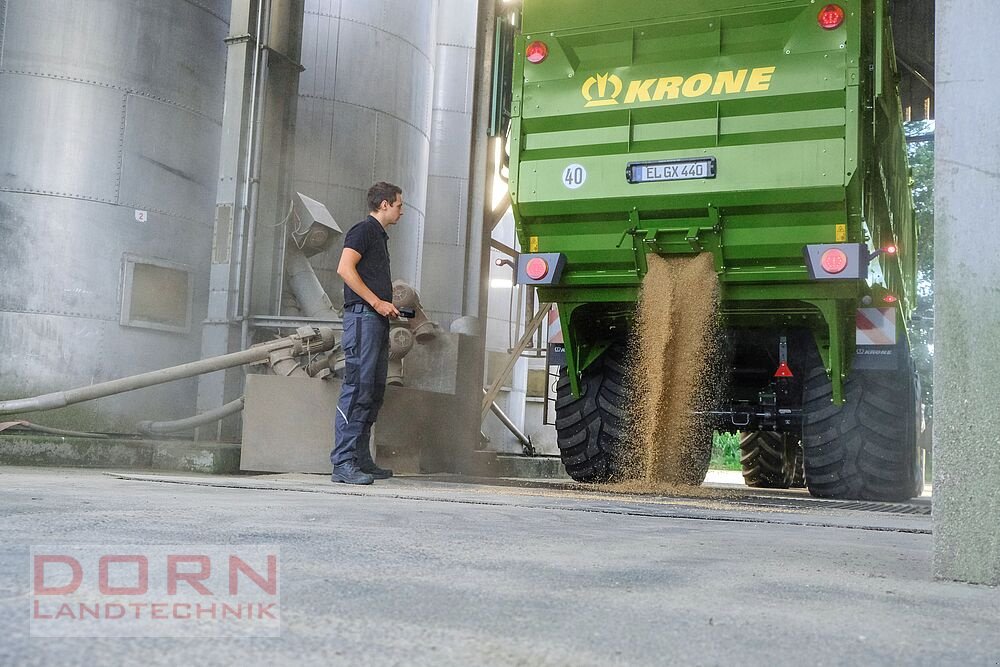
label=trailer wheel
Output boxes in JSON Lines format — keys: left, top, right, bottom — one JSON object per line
{"left": 801, "top": 346, "right": 922, "bottom": 501}
{"left": 739, "top": 431, "right": 795, "bottom": 489}
{"left": 555, "top": 343, "right": 630, "bottom": 483}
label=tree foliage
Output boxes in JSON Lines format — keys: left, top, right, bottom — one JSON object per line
{"left": 905, "top": 120, "right": 934, "bottom": 413}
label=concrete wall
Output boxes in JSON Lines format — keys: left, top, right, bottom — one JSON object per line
{"left": 932, "top": 0, "right": 1000, "bottom": 585}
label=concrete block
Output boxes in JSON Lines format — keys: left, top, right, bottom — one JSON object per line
{"left": 150, "top": 442, "right": 242, "bottom": 475}
{"left": 241, "top": 333, "right": 491, "bottom": 477}
{"left": 495, "top": 454, "right": 569, "bottom": 480}
{"left": 0, "top": 435, "right": 240, "bottom": 474}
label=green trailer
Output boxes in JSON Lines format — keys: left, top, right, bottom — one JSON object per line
{"left": 504, "top": 0, "right": 923, "bottom": 500}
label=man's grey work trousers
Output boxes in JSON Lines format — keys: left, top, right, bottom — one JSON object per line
{"left": 331, "top": 304, "right": 389, "bottom": 466}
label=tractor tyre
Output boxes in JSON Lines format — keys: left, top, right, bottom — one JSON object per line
{"left": 740, "top": 431, "right": 795, "bottom": 489}
{"left": 801, "top": 345, "right": 923, "bottom": 501}
{"left": 555, "top": 343, "right": 630, "bottom": 483}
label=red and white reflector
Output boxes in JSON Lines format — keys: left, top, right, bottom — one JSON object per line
{"left": 818, "top": 4, "right": 846, "bottom": 30}
{"left": 774, "top": 361, "right": 794, "bottom": 378}
{"left": 820, "top": 248, "right": 849, "bottom": 274}
{"left": 525, "top": 257, "right": 549, "bottom": 280}
{"left": 525, "top": 41, "right": 549, "bottom": 64}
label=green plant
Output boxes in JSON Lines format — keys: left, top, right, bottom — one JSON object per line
{"left": 710, "top": 431, "right": 742, "bottom": 471}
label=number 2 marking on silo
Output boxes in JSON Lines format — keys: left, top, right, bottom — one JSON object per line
{"left": 562, "top": 164, "right": 586, "bottom": 190}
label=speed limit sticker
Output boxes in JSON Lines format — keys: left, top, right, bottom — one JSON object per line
{"left": 562, "top": 164, "right": 587, "bottom": 190}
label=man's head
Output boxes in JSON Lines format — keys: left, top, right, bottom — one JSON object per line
{"left": 368, "top": 182, "right": 403, "bottom": 227}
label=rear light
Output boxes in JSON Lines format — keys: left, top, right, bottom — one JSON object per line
{"left": 883, "top": 294, "right": 898, "bottom": 304}
{"left": 884, "top": 244, "right": 898, "bottom": 255}
{"left": 818, "top": 4, "right": 845, "bottom": 30}
{"left": 804, "top": 243, "right": 867, "bottom": 280}
{"left": 526, "top": 41, "right": 548, "bottom": 64}
{"left": 525, "top": 257, "right": 549, "bottom": 280}
{"left": 820, "top": 248, "right": 849, "bottom": 274}
{"left": 517, "top": 253, "right": 566, "bottom": 285}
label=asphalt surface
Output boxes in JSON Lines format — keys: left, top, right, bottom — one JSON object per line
{"left": 1, "top": 466, "right": 997, "bottom": 666}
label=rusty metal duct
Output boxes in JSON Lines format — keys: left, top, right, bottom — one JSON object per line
{"left": 0, "top": 0, "right": 230, "bottom": 431}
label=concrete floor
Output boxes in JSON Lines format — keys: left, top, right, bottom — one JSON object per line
{"left": 0, "top": 466, "right": 996, "bottom": 666}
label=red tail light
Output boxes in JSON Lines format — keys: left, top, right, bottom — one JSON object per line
{"left": 884, "top": 244, "right": 898, "bottom": 255}
{"left": 883, "top": 294, "right": 898, "bottom": 304}
{"left": 820, "top": 248, "right": 849, "bottom": 274}
{"left": 818, "top": 4, "right": 845, "bottom": 30}
{"left": 525, "top": 41, "right": 549, "bottom": 64}
{"left": 525, "top": 257, "right": 549, "bottom": 280}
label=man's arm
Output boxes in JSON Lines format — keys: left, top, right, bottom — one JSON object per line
{"left": 337, "top": 248, "right": 400, "bottom": 317}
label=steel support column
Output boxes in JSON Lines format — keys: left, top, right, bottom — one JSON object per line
{"left": 197, "top": 0, "right": 304, "bottom": 440}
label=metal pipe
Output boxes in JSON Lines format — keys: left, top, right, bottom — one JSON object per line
{"left": 268, "top": 346, "right": 309, "bottom": 377}
{"left": 285, "top": 247, "right": 339, "bottom": 318}
{"left": 463, "top": 0, "right": 500, "bottom": 320}
{"left": 481, "top": 304, "right": 551, "bottom": 419}
{"left": 235, "top": 0, "right": 266, "bottom": 324}
{"left": 137, "top": 398, "right": 247, "bottom": 436}
{"left": 240, "top": 0, "right": 274, "bottom": 351}
{"left": 305, "top": 351, "right": 336, "bottom": 378}
{"left": 484, "top": 389, "right": 534, "bottom": 454}
{"left": 0, "top": 421, "right": 110, "bottom": 439}
{"left": 0, "top": 332, "right": 329, "bottom": 416}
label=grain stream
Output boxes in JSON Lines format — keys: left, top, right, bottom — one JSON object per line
{"left": 616, "top": 253, "right": 721, "bottom": 487}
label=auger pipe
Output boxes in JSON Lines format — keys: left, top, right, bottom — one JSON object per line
{"left": 137, "top": 397, "right": 247, "bottom": 436}
{"left": 0, "top": 329, "right": 335, "bottom": 416}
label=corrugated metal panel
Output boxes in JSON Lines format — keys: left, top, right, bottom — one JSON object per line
{"left": 0, "top": 0, "right": 229, "bottom": 430}
{"left": 293, "top": 0, "right": 436, "bottom": 307}
{"left": 421, "top": 0, "right": 478, "bottom": 329}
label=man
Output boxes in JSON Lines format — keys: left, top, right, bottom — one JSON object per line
{"left": 331, "top": 182, "right": 402, "bottom": 485}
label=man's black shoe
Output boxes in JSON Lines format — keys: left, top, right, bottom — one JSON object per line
{"left": 330, "top": 463, "right": 374, "bottom": 485}
{"left": 359, "top": 464, "right": 393, "bottom": 480}
{"left": 356, "top": 447, "right": 393, "bottom": 479}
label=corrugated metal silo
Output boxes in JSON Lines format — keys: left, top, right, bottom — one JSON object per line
{"left": 294, "top": 0, "right": 436, "bottom": 304}
{"left": 420, "top": 0, "right": 478, "bottom": 330}
{"left": 0, "top": 0, "right": 230, "bottom": 430}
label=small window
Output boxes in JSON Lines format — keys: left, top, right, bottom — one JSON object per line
{"left": 120, "top": 255, "right": 193, "bottom": 334}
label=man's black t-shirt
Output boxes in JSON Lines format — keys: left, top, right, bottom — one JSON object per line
{"left": 342, "top": 215, "right": 392, "bottom": 307}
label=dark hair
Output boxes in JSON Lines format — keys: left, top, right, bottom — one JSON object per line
{"left": 367, "top": 182, "right": 402, "bottom": 212}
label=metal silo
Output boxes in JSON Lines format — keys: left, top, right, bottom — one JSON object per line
{"left": 420, "top": 0, "right": 478, "bottom": 331}
{"left": 0, "top": 0, "right": 230, "bottom": 430}
{"left": 293, "top": 0, "right": 436, "bottom": 302}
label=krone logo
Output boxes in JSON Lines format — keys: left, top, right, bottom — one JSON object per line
{"left": 582, "top": 73, "right": 623, "bottom": 108}
{"left": 580, "top": 67, "right": 778, "bottom": 109}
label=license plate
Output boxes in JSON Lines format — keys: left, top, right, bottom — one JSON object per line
{"left": 626, "top": 157, "right": 716, "bottom": 184}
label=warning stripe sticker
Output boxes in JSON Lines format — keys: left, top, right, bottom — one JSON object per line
{"left": 856, "top": 307, "right": 896, "bottom": 346}
{"left": 548, "top": 306, "right": 564, "bottom": 345}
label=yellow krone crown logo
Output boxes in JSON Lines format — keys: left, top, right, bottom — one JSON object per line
{"left": 581, "top": 73, "right": 624, "bottom": 107}
{"left": 581, "top": 67, "right": 777, "bottom": 108}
